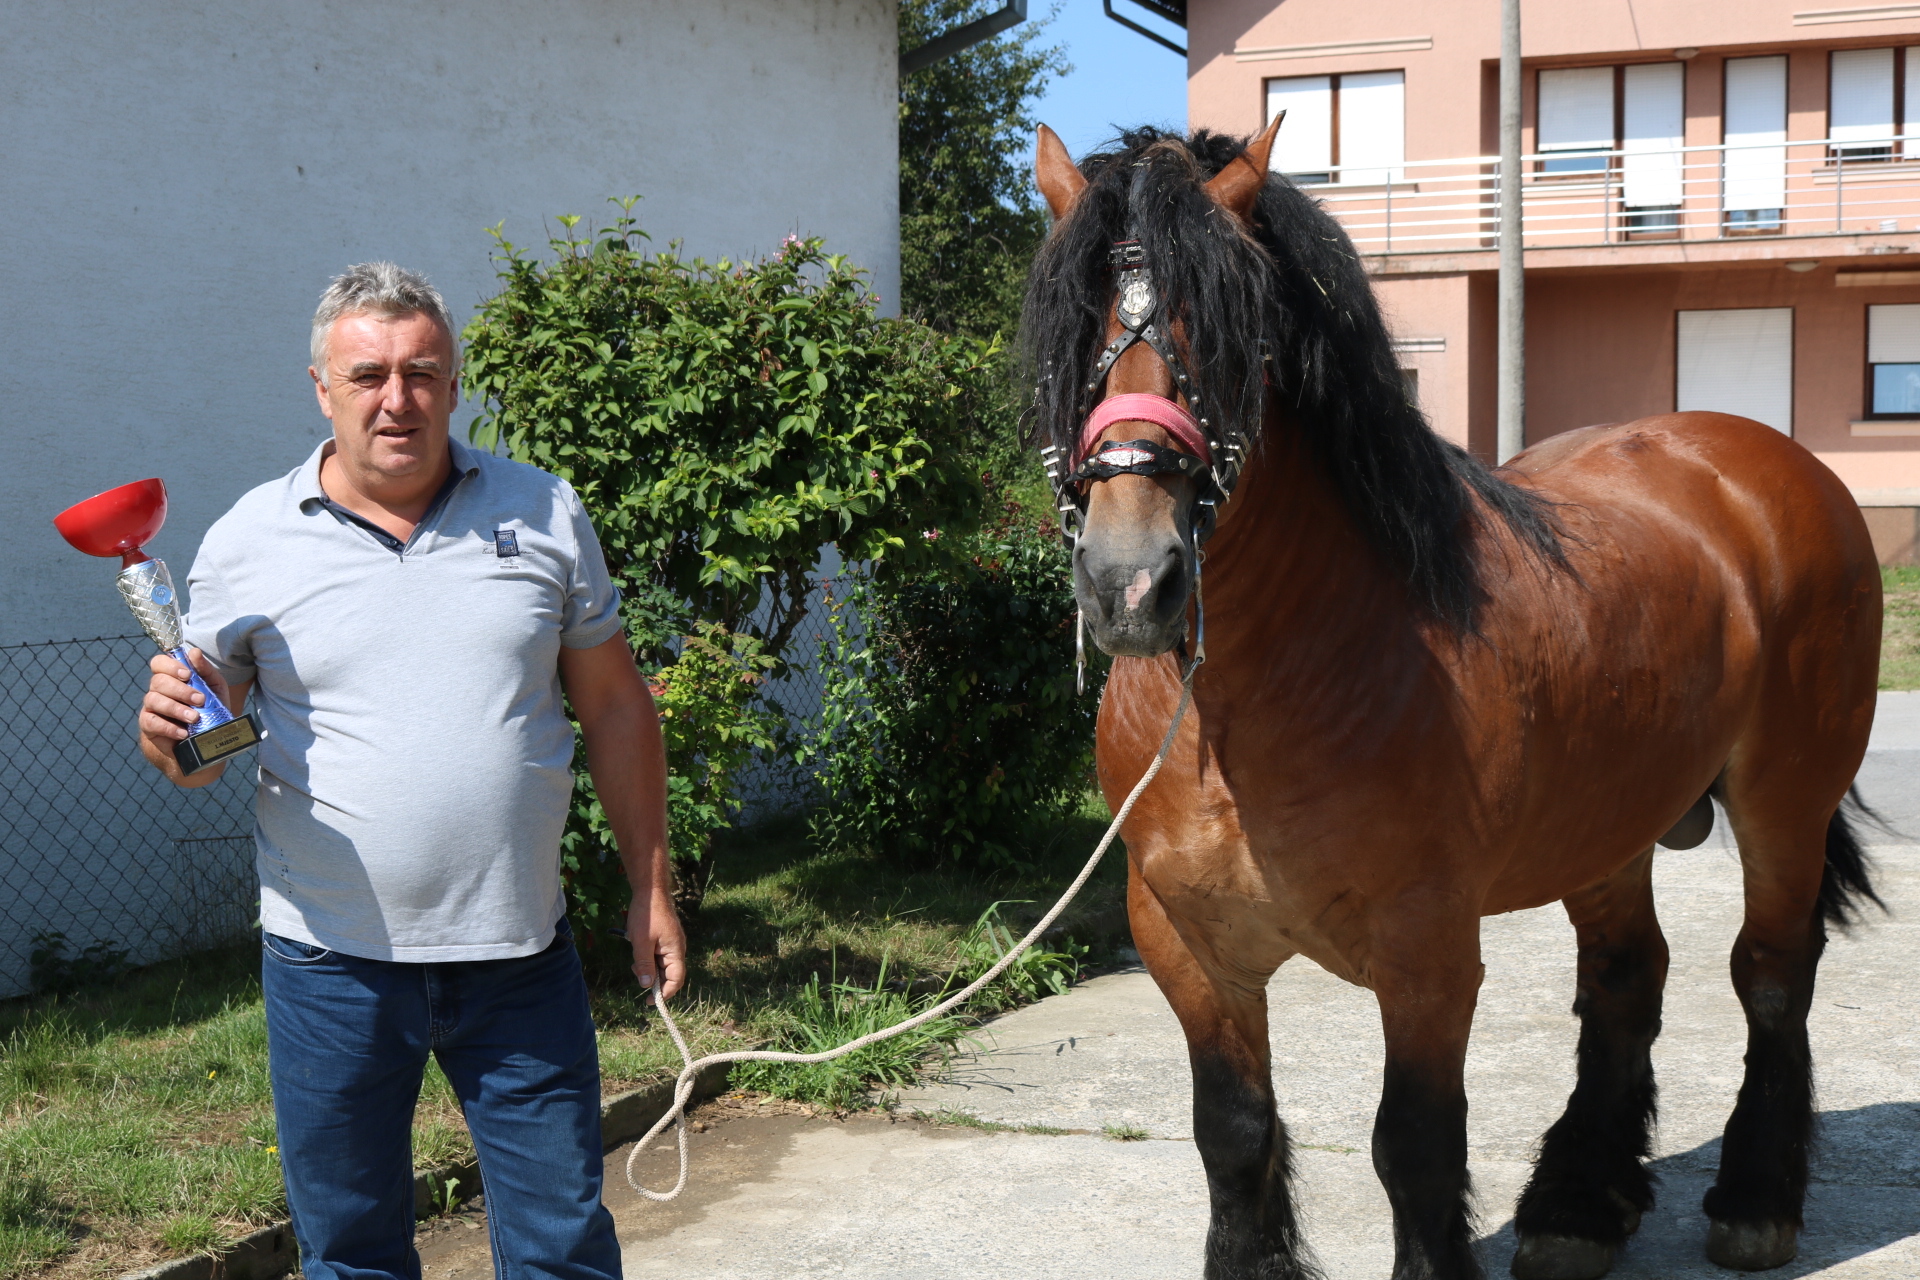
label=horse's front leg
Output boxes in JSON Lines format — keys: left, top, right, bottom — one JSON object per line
{"left": 1371, "top": 902, "right": 1485, "bottom": 1280}
{"left": 1129, "top": 866, "right": 1317, "bottom": 1280}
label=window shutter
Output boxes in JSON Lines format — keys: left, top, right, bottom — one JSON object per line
{"left": 1907, "top": 48, "right": 1920, "bottom": 133}
{"left": 1870, "top": 304, "right": 1920, "bottom": 363}
{"left": 1267, "top": 76, "right": 1333, "bottom": 176}
{"left": 1338, "top": 70, "right": 1405, "bottom": 185}
{"left": 1724, "top": 56, "right": 1788, "bottom": 212}
{"left": 1831, "top": 47, "right": 1895, "bottom": 145}
{"left": 1676, "top": 308, "right": 1794, "bottom": 434}
{"left": 1538, "top": 67, "right": 1615, "bottom": 152}
{"left": 1622, "top": 62, "right": 1685, "bottom": 208}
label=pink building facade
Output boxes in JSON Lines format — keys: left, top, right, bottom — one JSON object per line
{"left": 1189, "top": 0, "right": 1920, "bottom": 561}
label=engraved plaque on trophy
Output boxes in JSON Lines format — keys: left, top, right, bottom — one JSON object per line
{"left": 54, "top": 478, "right": 264, "bottom": 774}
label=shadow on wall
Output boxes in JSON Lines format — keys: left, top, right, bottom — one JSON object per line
{"left": 1863, "top": 507, "right": 1920, "bottom": 566}
{"left": 1476, "top": 1102, "right": 1920, "bottom": 1276}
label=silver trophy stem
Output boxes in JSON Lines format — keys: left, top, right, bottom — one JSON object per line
{"left": 116, "top": 558, "right": 185, "bottom": 653}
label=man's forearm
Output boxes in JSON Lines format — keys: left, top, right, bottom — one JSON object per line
{"left": 561, "top": 634, "right": 685, "bottom": 993}
{"left": 578, "top": 695, "right": 671, "bottom": 896}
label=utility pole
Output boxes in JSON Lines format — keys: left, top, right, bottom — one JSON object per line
{"left": 1497, "top": 0, "right": 1525, "bottom": 463}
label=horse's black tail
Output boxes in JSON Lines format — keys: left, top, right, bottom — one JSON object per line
{"left": 1818, "top": 786, "right": 1890, "bottom": 933}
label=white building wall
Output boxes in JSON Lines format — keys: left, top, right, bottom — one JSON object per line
{"left": 3, "top": 0, "right": 899, "bottom": 645}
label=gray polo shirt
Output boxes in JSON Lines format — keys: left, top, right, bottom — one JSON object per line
{"left": 184, "top": 436, "right": 624, "bottom": 961}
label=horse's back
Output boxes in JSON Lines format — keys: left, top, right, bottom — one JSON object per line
{"left": 1514, "top": 412, "right": 1865, "bottom": 559}
{"left": 1501, "top": 411, "right": 1879, "bottom": 854}
{"left": 1510, "top": 411, "right": 1878, "bottom": 658}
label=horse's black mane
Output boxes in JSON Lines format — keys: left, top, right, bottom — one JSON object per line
{"left": 1020, "top": 127, "right": 1564, "bottom": 631}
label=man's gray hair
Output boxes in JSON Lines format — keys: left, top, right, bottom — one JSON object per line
{"left": 310, "top": 262, "right": 459, "bottom": 384}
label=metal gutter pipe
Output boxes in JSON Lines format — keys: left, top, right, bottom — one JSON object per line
{"left": 900, "top": 0, "right": 1028, "bottom": 76}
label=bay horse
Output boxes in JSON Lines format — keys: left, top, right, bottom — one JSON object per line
{"left": 1023, "top": 119, "right": 1883, "bottom": 1280}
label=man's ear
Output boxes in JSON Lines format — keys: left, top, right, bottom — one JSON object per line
{"left": 310, "top": 366, "right": 335, "bottom": 420}
{"left": 1203, "top": 114, "right": 1284, "bottom": 224}
{"left": 1036, "top": 124, "right": 1089, "bottom": 221}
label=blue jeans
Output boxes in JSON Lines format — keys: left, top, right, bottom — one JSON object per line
{"left": 260, "top": 920, "right": 621, "bottom": 1280}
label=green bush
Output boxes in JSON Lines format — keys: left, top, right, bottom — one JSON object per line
{"left": 463, "top": 201, "right": 990, "bottom": 658}
{"left": 807, "top": 493, "right": 1104, "bottom": 872}
{"left": 462, "top": 202, "right": 998, "bottom": 934}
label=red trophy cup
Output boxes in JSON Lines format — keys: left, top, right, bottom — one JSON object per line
{"left": 53, "top": 478, "right": 263, "bottom": 773}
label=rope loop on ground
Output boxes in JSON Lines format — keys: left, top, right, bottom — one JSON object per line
{"left": 627, "top": 656, "right": 1201, "bottom": 1201}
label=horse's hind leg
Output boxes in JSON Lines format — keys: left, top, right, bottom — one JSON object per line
{"left": 1512, "top": 849, "right": 1667, "bottom": 1280}
{"left": 1700, "top": 804, "right": 1836, "bottom": 1272}
{"left": 1129, "top": 869, "right": 1316, "bottom": 1280}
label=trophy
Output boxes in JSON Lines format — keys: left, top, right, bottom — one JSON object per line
{"left": 53, "top": 478, "right": 263, "bottom": 774}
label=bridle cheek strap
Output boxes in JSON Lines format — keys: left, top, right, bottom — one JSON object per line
{"left": 1076, "top": 393, "right": 1212, "bottom": 469}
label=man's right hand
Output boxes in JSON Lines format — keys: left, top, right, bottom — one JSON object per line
{"left": 138, "top": 648, "right": 250, "bottom": 788}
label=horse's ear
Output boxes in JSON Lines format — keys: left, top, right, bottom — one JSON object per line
{"left": 1204, "top": 113, "right": 1283, "bottom": 224}
{"left": 1036, "top": 124, "right": 1088, "bottom": 220}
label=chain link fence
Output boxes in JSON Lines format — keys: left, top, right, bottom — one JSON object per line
{"left": 734, "top": 568, "right": 861, "bottom": 820}
{"left": 0, "top": 636, "right": 258, "bottom": 998}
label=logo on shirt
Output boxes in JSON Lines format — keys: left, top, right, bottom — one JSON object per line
{"left": 493, "top": 530, "right": 520, "bottom": 558}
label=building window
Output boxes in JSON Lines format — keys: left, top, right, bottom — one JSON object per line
{"left": 1828, "top": 47, "right": 1919, "bottom": 161}
{"left": 1725, "top": 56, "right": 1788, "bottom": 232}
{"left": 1868, "top": 304, "right": 1920, "bottom": 416}
{"left": 1537, "top": 63, "right": 1685, "bottom": 233}
{"left": 1677, "top": 308, "right": 1794, "bottom": 435}
{"left": 1264, "top": 71, "right": 1405, "bottom": 186}
{"left": 1538, "top": 67, "right": 1615, "bottom": 175}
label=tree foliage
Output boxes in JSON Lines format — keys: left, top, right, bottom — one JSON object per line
{"left": 898, "top": 0, "right": 1067, "bottom": 343}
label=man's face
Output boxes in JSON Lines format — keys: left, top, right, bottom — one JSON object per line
{"left": 310, "top": 310, "right": 457, "bottom": 483}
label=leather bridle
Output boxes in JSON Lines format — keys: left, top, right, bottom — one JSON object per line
{"left": 1039, "top": 234, "right": 1253, "bottom": 690}
{"left": 1039, "top": 239, "right": 1251, "bottom": 552}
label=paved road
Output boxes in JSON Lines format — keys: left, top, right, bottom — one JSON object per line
{"left": 424, "top": 695, "right": 1920, "bottom": 1279}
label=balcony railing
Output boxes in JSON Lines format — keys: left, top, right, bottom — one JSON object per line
{"left": 1304, "top": 133, "right": 1920, "bottom": 256}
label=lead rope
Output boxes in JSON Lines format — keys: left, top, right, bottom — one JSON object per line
{"left": 626, "top": 642, "right": 1203, "bottom": 1202}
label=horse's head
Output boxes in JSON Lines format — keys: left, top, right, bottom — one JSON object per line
{"left": 1027, "top": 119, "right": 1282, "bottom": 660}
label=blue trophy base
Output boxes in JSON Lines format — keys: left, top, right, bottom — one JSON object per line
{"left": 173, "top": 710, "right": 264, "bottom": 774}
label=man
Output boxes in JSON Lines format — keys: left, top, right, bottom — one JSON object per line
{"left": 138, "top": 262, "right": 684, "bottom": 1279}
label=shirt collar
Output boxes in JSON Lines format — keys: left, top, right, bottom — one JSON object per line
{"left": 296, "top": 434, "right": 480, "bottom": 511}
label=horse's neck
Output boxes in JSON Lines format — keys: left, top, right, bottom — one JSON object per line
{"left": 1198, "top": 430, "right": 1427, "bottom": 700}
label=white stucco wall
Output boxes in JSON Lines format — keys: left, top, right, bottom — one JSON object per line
{"left": 2, "top": 0, "right": 899, "bottom": 645}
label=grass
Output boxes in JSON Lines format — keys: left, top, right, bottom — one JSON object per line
{"left": 729, "top": 961, "right": 978, "bottom": 1110}
{"left": 1101, "top": 1123, "right": 1150, "bottom": 1142}
{"left": 1883, "top": 566, "right": 1920, "bottom": 691}
{"left": 0, "top": 795, "right": 1129, "bottom": 1279}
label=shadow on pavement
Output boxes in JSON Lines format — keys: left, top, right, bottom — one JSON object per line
{"left": 1476, "top": 1102, "right": 1920, "bottom": 1277}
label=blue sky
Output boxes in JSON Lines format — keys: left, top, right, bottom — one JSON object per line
{"left": 1022, "top": 1, "right": 1189, "bottom": 161}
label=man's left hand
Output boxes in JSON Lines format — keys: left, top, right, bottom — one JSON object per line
{"left": 627, "top": 886, "right": 687, "bottom": 999}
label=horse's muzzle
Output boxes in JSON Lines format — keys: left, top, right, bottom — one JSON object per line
{"left": 1074, "top": 528, "right": 1192, "bottom": 657}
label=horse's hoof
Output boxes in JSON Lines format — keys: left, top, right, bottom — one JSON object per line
{"left": 1511, "top": 1234, "right": 1618, "bottom": 1280}
{"left": 1705, "top": 1219, "right": 1798, "bottom": 1271}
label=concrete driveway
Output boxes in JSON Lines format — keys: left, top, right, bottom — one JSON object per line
{"left": 425, "top": 696, "right": 1920, "bottom": 1280}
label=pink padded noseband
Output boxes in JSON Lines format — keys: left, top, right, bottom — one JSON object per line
{"left": 1076, "top": 393, "right": 1212, "bottom": 469}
